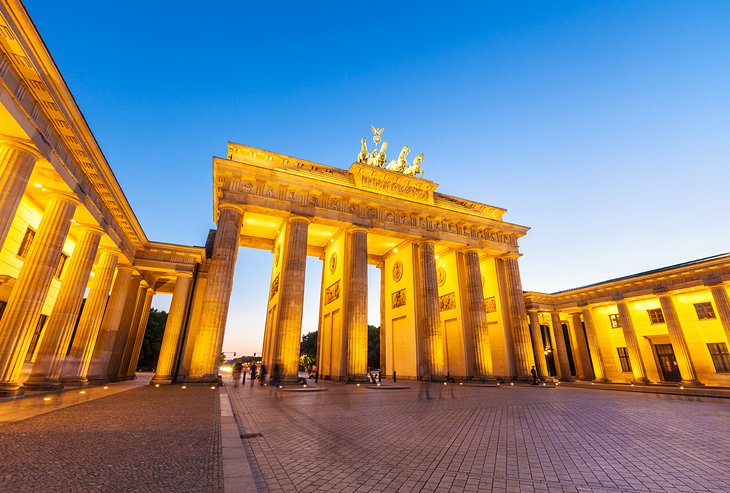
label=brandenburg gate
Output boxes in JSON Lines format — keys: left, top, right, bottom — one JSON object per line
{"left": 179, "top": 131, "right": 533, "bottom": 385}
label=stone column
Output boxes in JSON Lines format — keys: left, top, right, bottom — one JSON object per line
{"left": 570, "top": 313, "right": 594, "bottom": 380}
{"left": 346, "top": 228, "right": 368, "bottom": 382}
{"left": 0, "top": 192, "right": 78, "bottom": 396}
{"left": 0, "top": 139, "right": 39, "bottom": 251}
{"left": 616, "top": 300, "right": 649, "bottom": 383}
{"left": 580, "top": 306, "right": 608, "bottom": 382}
{"left": 418, "top": 241, "right": 446, "bottom": 379}
{"left": 125, "top": 288, "right": 154, "bottom": 378}
{"left": 527, "top": 311, "right": 549, "bottom": 379}
{"left": 116, "top": 283, "right": 148, "bottom": 380}
{"left": 272, "top": 217, "right": 310, "bottom": 384}
{"left": 658, "top": 294, "right": 702, "bottom": 385}
{"left": 85, "top": 266, "right": 134, "bottom": 385}
{"left": 464, "top": 250, "right": 492, "bottom": 378}
{"left": 61, "top": 249, "right": 119, "bottom": 385}
{"left": 378, "top": 262, "right": 386, "bottom": 377}
{"left": 187, "top": 205, "right": 243, "bottom": 382}
{"left": 503, "top": 255, "right": 535, "bottom": 380}
{"left": 23, "top": 225, "right": 103, "bottom": 390}
{"left": 152, "top": 273, "right": 193, "bottom": 384}
{"left": 709, "top": 285, "right": 730, "bottom": 347}
{"left": 105, "top": 276, "right": 141, "bottom": 381}
{"left": 550, "top": 311, "right": 574, "bottom": 381}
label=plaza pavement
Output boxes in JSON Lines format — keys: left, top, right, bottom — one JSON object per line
{"left": 227, "top": 378, "right": 730, "bottom": 493}
{"left": 1, "top": 376, "right": 729, "bottom": 493}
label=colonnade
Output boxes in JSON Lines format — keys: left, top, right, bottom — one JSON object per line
{"left": 0, "top": 138, "right": 180, "bottom": 395}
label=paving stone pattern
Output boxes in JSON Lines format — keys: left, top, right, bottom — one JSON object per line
{"left": 0, "top": 385, "right": 222, "bottom": 492}
{"left": 227, "top": 382, "right": 730, "bottom": 493}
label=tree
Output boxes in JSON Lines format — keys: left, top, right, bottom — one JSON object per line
{"left": 136, "top": 308, "right": 167, "bottom": 371}
{"left": 368, "top": 325, "right": 380, "bottom": 370}
{"left": 300, "top": 331, "right": 317, "bottom": 359}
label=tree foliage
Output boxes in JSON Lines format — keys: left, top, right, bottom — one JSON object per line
{"left": 368, "top": 324, "right": 380, "bottom": 370}
{"left": 300, "top": 331, "right": 317, "bottom": 359}
{"left": 136, "top": 308, "right": 167, "bottom": 371}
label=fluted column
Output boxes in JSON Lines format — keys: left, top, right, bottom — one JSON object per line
{"left": 86, "top": 266, "right": 134, "bottom": 384}
{"left": 272, "top": 217, "right": 310, "bottom": 384}
{"left": 378, "top": 262, "right": 386, "bottom": 376}
{"left": 658, "top": 294, "right": 701, "bottom": 385}
{"left": 503, "top": 255, "right": 535, "bottom": 380}
{"left": 616, "top": 300, "right": 649, "bottom": 383}
{"left": 61, "top": 249, "right": 119, "bottom": 385}
{"left": 117, "top": 283, "right": 148, "bottom": 380}
{"left": 187, "top": 205, "right": 243, "bottom": 382}
{"left": 105, "top": 276, "right": 141, "bottom": 381}
{"left": 152, "top": 273, "right": 193, "bottom": 384}
{"left": 24, "top": 225, "right": 103, "bottom": 390}
{"left": 550, "top": 311, "right": 574, "bottom": 381}
{"left": 570, "top": 313, "right": 594, "bottom": 380}
{"left": 0, "top": 139, "right": 39, "bottom": 251}
{"left": 126, "top": 288, "right": 154, "bottom": 378}
{"left": 346, "top": 228, "right": 368, "bottom": 381}
{"left": 528, "top": 311, "right": 549, "bottom": 379}
{"left": 0, "top": 192, "right": 78, "bottom": 395}
{"left": 580, "top": 306, "right": 608, "bottom": 382}
{"left": 710, "top": 285, "right": 730, "bottom": 347}
{"left": 464, "top": 250, "right": 492, "bottom": 378}
{"left": 419, "top": 241, "right": 446, "bottom": 378}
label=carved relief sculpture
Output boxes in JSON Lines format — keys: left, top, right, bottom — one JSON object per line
{"left": 392, "top": 260, "right": 403, "bottom": 282}
{"left": 392, "top": 289, "right": 406, "bottom": 308}
{"left": 325, "top": 280, "right": 341, "bottom": 305}
{"left": 439, "top": 292, "right": 456, "bottom": 311}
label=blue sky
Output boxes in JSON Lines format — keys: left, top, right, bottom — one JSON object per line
{"left": 24, "top": 1, "right": 730, "bottom": 356}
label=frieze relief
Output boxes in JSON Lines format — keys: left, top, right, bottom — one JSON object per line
{"left": 325, "top": 279, "right": 341, "bottom": 305}
{"left": 392, "top": 289, "right": 406, "bottom": 309}
{"left": 439, "top": 292, "right": 456, "bottom": 311}
{"left": 269, "top": 274, "right": 280, "bottom": 300}
{"left": 224, "top": 176, "right": 519, "bottom": 248}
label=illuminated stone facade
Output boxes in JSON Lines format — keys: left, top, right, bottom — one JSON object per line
{"left": 2, "top": 1, "right": 729, "bottom": 393}
{"left": 524, "top": 254, "right": 730, "bottom": 386}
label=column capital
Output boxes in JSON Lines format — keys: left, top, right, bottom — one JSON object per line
{"left": 348, "top": 226, "right": 368, "bottom": 235}
{"left": 0, "top": 137, "right": 43, "bottom": 161}
{"left": 704, "top": 277, "right": 724, "bottom": 287}
{"left": 46, "top": 190, "right": 81, "bottom": 207}
{"left": 75, "top": 223, "right": 105, "bottom": 236}
{"left": 287, "top": 215, "right": 312, "bottom": 225}
{"left": 175, "top": 271, "right": 194, "bottom": 279}
{"left": 500, "top": 252, "right": 521, "bottom": 260}
{"left": 116, "top": 265, "right": 136, "bottom": 274}
{"left": 218, "top": 203, "right": 245, "bottom": 214}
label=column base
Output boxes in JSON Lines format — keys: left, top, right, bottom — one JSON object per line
{"left": 346, "top": 374, "right": 370, "bottom": 383}
{"left": 60, "top": 377, "right": 88, "bottom": 387}
{"left": 680, "top": 380, "right": 704, "bottom": 387}
{"left": 592, "top": 378, "right": 610, "bottom": 383}
{"left": 559, "top": 377, "right": 576, "bottom": 382}
{"left": 632, "top": 377, "right": 651, "bottom": 385}
{"left": 184, "top": 374, "right": 219, "bottom": 385}
{"left": 150, "top": 375, "right": 173, "bottom": 385}
{"left": 22, "top": 376, "right": 64, "bottom": 391}
{"left": 0, "top": 383, "right": 24, "bottom": 397}
{"left": 86, "top": 377, "right": 109, "bottom": 386}
{"left": 107, "top": 376, "right": 121, "bottom": 383}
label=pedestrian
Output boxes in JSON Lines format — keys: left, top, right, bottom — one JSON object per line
{"left": 231, "top": 361, "right": 242, "bottom": 387}
{"left": 530, "top": 365, "right": 538, "bottom": 385}
{"left": 250, "top": 363, "right": 258, "bottom": 386}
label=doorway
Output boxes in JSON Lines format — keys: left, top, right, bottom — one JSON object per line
{"left": 654, "top": 344, "right": 681, "bottom": 382}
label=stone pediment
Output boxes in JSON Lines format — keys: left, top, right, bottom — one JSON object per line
{"left": 349, "top": 162, "right": 438, "bottom": 205}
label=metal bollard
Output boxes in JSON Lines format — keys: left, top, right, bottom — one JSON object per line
{"left": 393, "top": 371, "right": 397, "bottom": 383}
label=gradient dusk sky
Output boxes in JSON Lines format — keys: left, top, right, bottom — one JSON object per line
{"left": 23, "top": 1, "right": 730, "bottom": 356}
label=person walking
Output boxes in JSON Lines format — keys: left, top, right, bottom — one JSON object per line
{"left": 250, "top": 363, "right": 258, "bottom": 386}
{"left": 530, "top": 365, "right": 538, "bottom": 385}
{"left": 231, "top": 361, "right": 242, "bottom": 387}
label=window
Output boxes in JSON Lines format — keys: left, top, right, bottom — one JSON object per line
{"left": 55, "top": 253, "right": 68, "bottom": 279}
{"left": 707, "top": 343, "right": 730, "bottom": 372}
{"left": 608, "top": 314, "right": 621, "bottom": 328}
{"left": 694, "top": 302, "right": 716, "bottom": 320}
{"left": 17, "top": 227, "right": 35, "bottom": 258}
{"left": 25, "top": 314, "right": 48, "bottom": 363}
{"left": 647, "top": 308, "right": 665, "bottom": 324}
{"left": 617, "top": 347, "right": 632, "bottom": 372}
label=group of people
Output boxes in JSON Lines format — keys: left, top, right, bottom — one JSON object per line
{"left": 230, "top": 361, "right": 262, "bottom": 387}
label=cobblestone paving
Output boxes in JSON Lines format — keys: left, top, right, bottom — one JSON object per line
{"left": 0, "top": 385, "right": 222, "bottom": 492}
{"left": 227, "top": 381, "right": 730, "bottom": 493}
